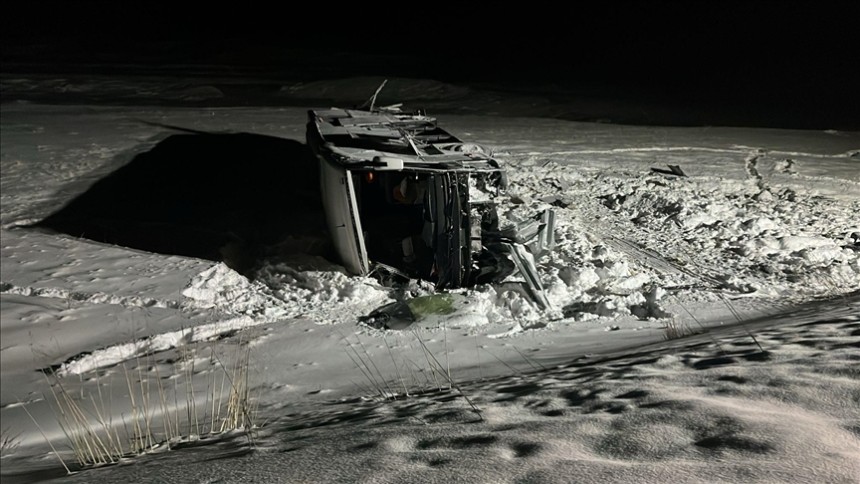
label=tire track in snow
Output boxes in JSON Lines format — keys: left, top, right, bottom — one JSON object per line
{"left": 1, "top": 267, "right": 296, "bottom": 375}
{"left": 0, "top": 280, "right": 273, "bottom": 375}
{"left": 18, "top": 263, "right": 393, "bottom": 376}
{"left": 0, "top": 281, "right": 182, "bottom": 309}
{"left": 56, "top": 314, "right": 258, "bottom": 376}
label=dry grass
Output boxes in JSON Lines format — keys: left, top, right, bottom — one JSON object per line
{"left": 27, "top": 337, "right": 256, "bottom": 473}
{"left": 343, "top": 326, "right": 482, "bottom": 419}
{"left": 0, "top": 427, "right": 21, "bottom": 458}
{"left": 663, "top": 317, "right": 695, "bottom": 340}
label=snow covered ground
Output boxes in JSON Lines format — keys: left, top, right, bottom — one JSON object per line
{"left": 1, "top": 76, "right": 858, "bottom": 482}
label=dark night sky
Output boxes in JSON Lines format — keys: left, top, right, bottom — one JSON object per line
{"left": 2, "top": 1, "right": 857, "bottom": 128}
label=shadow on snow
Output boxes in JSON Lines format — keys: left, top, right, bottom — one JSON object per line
{"left": 37, "top": 132, "right": 330, "bottom": 275}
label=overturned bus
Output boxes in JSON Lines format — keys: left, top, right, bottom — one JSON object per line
{"left": 306, "top": 106, "right": 554, "bottom": 308}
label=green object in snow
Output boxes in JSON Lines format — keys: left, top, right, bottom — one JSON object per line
{"left": 406, "top": 294, "right": 456, "bottom": 318}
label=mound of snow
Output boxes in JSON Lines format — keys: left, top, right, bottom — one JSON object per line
{"left": 255, "top": 262, "right": 393, "bottom": 325}
{"left": 182, "top": 263, "right": 280, "bottom": 316}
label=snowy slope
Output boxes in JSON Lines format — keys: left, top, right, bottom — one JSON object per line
{"left": 1, "top": 78, "right": 858, "bottom": 482}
